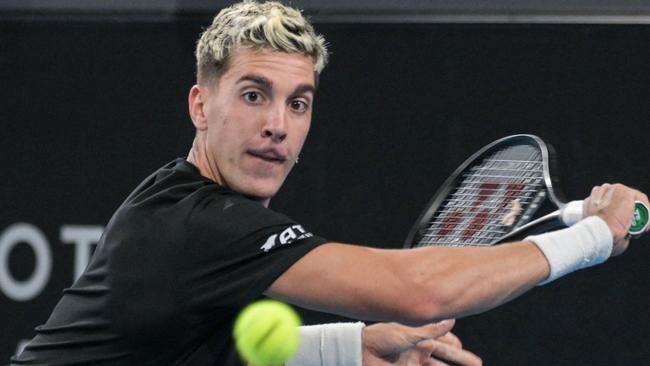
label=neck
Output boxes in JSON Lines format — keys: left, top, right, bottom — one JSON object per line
{"left": 186, "top": 134, "right": 271, "bottom": 207}
{"left": 187, "top": 133, "right": 222, "bottom": 185}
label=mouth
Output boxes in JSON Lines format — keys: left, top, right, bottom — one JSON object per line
{"left": 246, "top": 148, "right": 288, "bottom": 164}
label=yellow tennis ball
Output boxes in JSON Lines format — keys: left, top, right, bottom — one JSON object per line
{"left": 233, "top": 300, "right": 302, "bottom": 366}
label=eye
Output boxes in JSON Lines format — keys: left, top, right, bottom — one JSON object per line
{"left": 243, "top": 91, "right": 263, "bottom": 104}
{"left": 290, "top": 100, "right": 309, "bottom": 113}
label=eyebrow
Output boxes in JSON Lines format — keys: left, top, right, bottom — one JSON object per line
{"left": 236, "top": 74, "right": 316, "bottom": 99}
{"left": 236, "top": 74, "right": 273, "bottom": 95}
{"left": 290, "top": 84, "right": 316, "bottom": 99}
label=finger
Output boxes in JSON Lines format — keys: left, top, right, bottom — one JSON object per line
{"left": 620, "top": 237, "right": 630, "bottom": 250}
{"left": 591, "top": 185, "right": 601, "bottom": 196}
{"left": 611, "top": 237, "right": 630, "bottom": 257}
{"left": 436, "top": 331, "right": 462, "bottom": 349}
{"left": 588, "top": 186, "right": 601, "bottom": 204}
{"left": 601, "top": 186, "right": 617, "bottom": 207}
{"left": 405, "top": 319, "right": 456, "bottom": 345}
{"left": 629, "top": 188, "right": 648, "bottom": 205}
{"left": 417, "top": 339, "right": 482, "bottom": 366}
{"left": 585, "top": 186, "right": 604, "bottom": 215}
{"left": 426, "top": 359, "right": 450, "bottom": 366}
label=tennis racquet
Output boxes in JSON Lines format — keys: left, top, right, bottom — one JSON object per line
{"left": 404, "top": 134, "right": 649, "bottom": 249}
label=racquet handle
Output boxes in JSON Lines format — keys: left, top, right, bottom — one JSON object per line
{"left": 560, "top": 200, "right": 649, "bottom": 237}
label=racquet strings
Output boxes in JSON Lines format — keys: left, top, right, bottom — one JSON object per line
{"left": 417, "top": 144, "right": 546, "bottom": 247}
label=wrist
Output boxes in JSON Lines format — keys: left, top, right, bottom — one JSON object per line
{"left": 287, "top": 322, "right": 365, "bottom": 366}
{"left": 527, "top": 216, "right": 613, "bottom": 285}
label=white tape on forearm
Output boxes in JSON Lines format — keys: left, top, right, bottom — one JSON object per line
{"left": 286, "top": 322, "right": 365, "bottom": 366}
{"left": 527, "top": 216, "right": 613, "bottom": 285}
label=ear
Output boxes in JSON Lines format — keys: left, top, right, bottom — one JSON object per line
{"left": 188, "top": 85, "right": 209, "bottom": 131}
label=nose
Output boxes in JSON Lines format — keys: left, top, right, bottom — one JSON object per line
{"left": 261, "top": 105, "right": 288, "bottom": 142}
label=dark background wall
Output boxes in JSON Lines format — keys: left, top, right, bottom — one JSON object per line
{"left": 2, "top": 3, "right": 650, "bottom": 364}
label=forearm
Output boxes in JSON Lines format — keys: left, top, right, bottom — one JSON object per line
{"left": 397, "top": 216, "right": 613, "bottom": 321}
{"left": 271, "top": 223, "right": 611, "bottom": 324}
{"left": 401, "top": 241, "right": 549, "bottom": 321}
{"left": 269, "top": 242, "right": 549, "bottom": 324}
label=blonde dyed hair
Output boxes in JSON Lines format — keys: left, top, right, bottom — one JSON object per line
{"left": 195, "top": 0, "right": 328, "bottom": 85}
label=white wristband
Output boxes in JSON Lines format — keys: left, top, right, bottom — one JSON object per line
{"left": 526, "top": 216, "right": 613, "bottom": 285}
{"left": 286, "top": 322, "right": 365, "bottom": 366}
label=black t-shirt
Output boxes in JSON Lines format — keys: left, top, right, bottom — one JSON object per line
{"left": 11, "top": 159, "right": 326, "bottom": 365}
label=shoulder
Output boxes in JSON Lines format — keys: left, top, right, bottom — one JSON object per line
{"left": 113, "top": 158, "right": 248, "bottom": 219}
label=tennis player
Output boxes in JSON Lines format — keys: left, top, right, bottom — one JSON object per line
{"left": 11, "top": 1, "right": 648, "bottom": 365}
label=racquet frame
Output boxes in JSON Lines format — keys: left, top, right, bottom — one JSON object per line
{"left": 404, "top": 134, "right": 569, "bottom": 248}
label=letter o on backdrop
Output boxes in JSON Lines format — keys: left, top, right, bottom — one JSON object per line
{"left": 0, "top": 223, "right": 52, "bottom": 301}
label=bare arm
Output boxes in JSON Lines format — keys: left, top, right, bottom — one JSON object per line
{"left": 267, "top": 183, "right": 648, "bottom": 324}
{"left": 267, "top": 240, "right": 548, "bottom": 324}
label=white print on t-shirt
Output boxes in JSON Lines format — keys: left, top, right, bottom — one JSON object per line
{"left": 260, "top": 225, "right": 313, "bottom": 252}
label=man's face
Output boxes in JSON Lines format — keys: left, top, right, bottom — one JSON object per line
{"left": 198, "top": 48, "right": 316, "bottom": 203}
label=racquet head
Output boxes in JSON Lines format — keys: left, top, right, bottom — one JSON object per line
{"left": 405, "top": 134, "right": 566, "bottom": 248}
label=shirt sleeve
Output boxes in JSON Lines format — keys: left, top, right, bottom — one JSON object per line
{"left": 179, "top": 191, "right": 326, "bottom": 322}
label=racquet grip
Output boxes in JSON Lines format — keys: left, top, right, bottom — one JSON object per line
{"left": 560, "top": 200, "right": 649, "bottom": 237}
{"left": 560, "top": 201, "right": 584, "bottom": 226}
